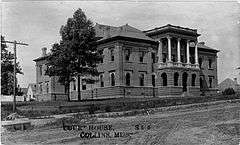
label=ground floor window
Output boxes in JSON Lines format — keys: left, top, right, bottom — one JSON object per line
{"left": 192, "top": 74, "right": 196, "bottom": 86}
{"left": 174, "top": 72, "right": 179, "bottom": 86}
{"left": 161, "top": 73, "right": 167, "bottom": 86}
{"left": 110, "top": 72, "right": 115, "bottom": 86}
{"left": 139, "top": 74, "right": 144, "bottom": 86}
{"left": 100, "top": 74, "right": 104, "bottom": 87}
{"left": 152, "top": 74, "right": 155, "bottom": 87}
{"left": 126, "top": 73, "right": 131, "bottom": 86}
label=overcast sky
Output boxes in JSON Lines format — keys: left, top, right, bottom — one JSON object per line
{"left": 2, "top": 1, "right": 240, "bottom": 88}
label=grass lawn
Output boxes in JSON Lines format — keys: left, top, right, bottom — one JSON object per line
{"left": 1, "top": 93, "right": 239, "bottom": 120}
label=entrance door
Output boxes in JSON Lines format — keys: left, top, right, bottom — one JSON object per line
{"left": 182, "top": 72, "right": 188, "bottom": 92}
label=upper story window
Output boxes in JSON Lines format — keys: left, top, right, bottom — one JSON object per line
{"left": 208, "top": 58, "right": 212, "bottom": 69}
{"left": 39, "top": 65, "right": 42, "bottom": 76}
{"left": 151, "top": 53, "right": 156, "bottom": 63}
{"left": 46, "top": 82, "right": 49, "bottom": 93}
{"left": 110, "top": 48, "right": 114, "bottom": 61}
{"left": 125, "top": 49, "right": 130, "bottom": 61}
{"left": 139, "top": 51, "right": 144, "bottom": 62}
{"left": 163, "top": 53, "right": 167, "bottom": 63}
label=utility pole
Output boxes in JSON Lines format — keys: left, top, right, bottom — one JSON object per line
{"left": 1, "top": 40, "right": 28, "bottom": 112}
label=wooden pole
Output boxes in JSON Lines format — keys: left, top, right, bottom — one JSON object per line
{"left": 1, "top": 40, "right": 28, "bottom": 112}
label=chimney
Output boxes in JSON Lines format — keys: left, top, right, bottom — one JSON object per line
{"left": 233, "top": 78, "right": 238, "bottom": 84}
{"left": 104, "top": 26, "right": 111, "bottom": 38}
{"left": 41, "top": 47, "right": 47, "bottom": 57}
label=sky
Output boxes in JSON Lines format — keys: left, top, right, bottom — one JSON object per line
{"left": 1, "top": 1, "right": 240, "bottom": 88}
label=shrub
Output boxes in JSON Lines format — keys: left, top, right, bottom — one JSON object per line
{"left": 104, "top": 105, "right": 112, "bottom": 112}
{"left": 87, "top": 104, "right": 99, "bottom": 114}
{"left": 222, "top": 88, "right": 235, "bottom": 95}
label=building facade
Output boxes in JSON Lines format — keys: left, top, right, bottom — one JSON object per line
{"left": 34, "top": 24, "right": 219, "bottom": 101}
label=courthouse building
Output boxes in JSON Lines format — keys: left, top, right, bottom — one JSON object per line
{"left": 34, "top": 24, "right": 219, "bottom": 101}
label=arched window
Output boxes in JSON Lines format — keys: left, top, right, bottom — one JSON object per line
{"left": 110, "top": 73, "right": 115, "bottom": 86}
{"left": 161, "top": 73, "right": 167, "bottom": 86}
{"left": 139, "top": 74, "right": 144, "bottom": 86}
{"left": 100, "top": 75, "right": 104, "bottom": 87}
{"left": 174, "top": 72, "right": 179, "bottom": 86}
{"left": 152, "top": 75, "right": 155, "bottom": 87}
{"left": 126, "top": 73, "right": 131, "bottom": 86}
{"left": 192, "top": 74, "right": 196, "bottom": 86}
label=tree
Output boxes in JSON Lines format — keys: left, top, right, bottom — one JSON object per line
{"left": 46, "top": 8, "right": 102, "bottom": 101}
{"left": 1, "top": 35, "right": 23, "bottom": 95}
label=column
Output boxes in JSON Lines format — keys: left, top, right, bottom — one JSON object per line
{"left": 186, "top": 40, "right": 190, "bottom": 64}
{"left": 177, "top": 38, "right": 181, "bottom": 63}
{"left": 157, "top": 39, "right": 163, "bottom": 63}
{"left": 195, "top": 41, "right": 199, "bottom": 65}
{"left": 167, "top": 36, "right": 172, "bottom": 62}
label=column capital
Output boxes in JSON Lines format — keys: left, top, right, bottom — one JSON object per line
{"left": 166, "top": 36, "right": 172, "bottom": 39}
{"left": 158, "top": 38, "right": 163, "bottom": 42}
{"left": 177, "top": 38, "right": 181, "bottom": 41}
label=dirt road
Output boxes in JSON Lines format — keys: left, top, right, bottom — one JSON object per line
{"left": 1, "top": 102, "right": 239, "bottom": 145}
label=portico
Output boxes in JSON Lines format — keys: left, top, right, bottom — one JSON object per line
{"left": 157, "top": 36, "right": 199, "bottom": 69}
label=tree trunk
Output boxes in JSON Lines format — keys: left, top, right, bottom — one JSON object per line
{"left": 77, "top": 75, "right": 81, "bottom": 101}
{"left": 65, "top": 83, "right": 70, "bottom": 101}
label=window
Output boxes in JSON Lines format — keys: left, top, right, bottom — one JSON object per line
{"left": 139, "top": 74, "right": 144, "bottom": 86}
{"left": 140, "top": 51, "right": 144, "bottom": 62}
{"left": 100, "top": 75, "right": 104, "bottom": 87}
{"left": 174, "top": 72, "right": 179, "bottom": 86}
{"left": 200, "top": 77, "right": 203, "bottom": 89}
{"left": 110, "top": 48, "right": 114, "bottom": 61}
{"left": 126, "top": 73, "right": 131, "bottom": 86}
{"left": 208, "top": 59, "right": 212, "bottom": 69}
{"left": 125, "top": 49, "right": 130, "bottom": 61}
{"left": 82, "top": 82, "right": 86, "bottom": 90}
{"left": 73, "top": 80, "right": 76, "bottom": 90}
{"left": 39, "top": 84, "right": 42, "bottom": 93}
{"left": 172, "top": 54, "right": 176, "bottom": 62}
{"left": 110, "top": 73, "right": 115, "bottom": 86}
{"left": 209, "top": 77, "right": 213, "bottom": 88}
{"left": 152, "top": 75, "right": 155, "bottom": 87}
{"left": 181, "top": 55, "right": 184, "bottom": 63}
{"left": 39, "top": 65, "right": 42, "bottom": 76}
{"left": 199, "top": 58, "right": 203, "bottom": 68}
{"left": 163, "top": 53, "right": 167, "bottom": 63}
{"left": 161, "top": 73, "right": 167, "bottom": 86}
{"left": 46, "top": 82, "right": 49, "bottom": 93}
{"left": 151, "top": 53, "right": 156, "bottom": 63}
{"left": 192, "top": 74, "right": 196, "bottom": 86}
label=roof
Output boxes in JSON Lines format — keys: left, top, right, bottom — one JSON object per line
{"left": 95, "top": 23, "right": 156, "bottom": 44}
{"left": 144, "top": 24, "right": 200, "bottom": 37}
{"left": 190, "top": 42, "right": 219, "bottom": 52}
{"left": 218, "top": 78, "right": 240, "bottom": 91}
{"left": 27, "top": 83, "right": 37, "bottom": 93}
